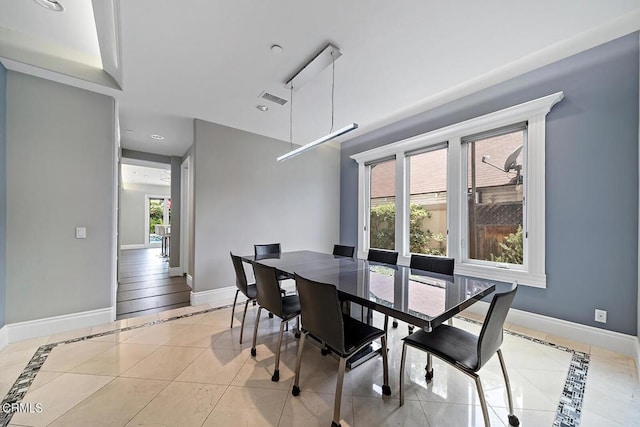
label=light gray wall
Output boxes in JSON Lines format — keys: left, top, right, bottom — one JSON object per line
{"left": 120, "top": 183, "right": 170, "bottom": 246}
{"left": 341, "top": 33, "right": 639, "bottom": 335}
{"left": 169, "top": 156, "right": 181, "bottom": 268}
{"left": 0, "top": 62, "right": 6, "bottom": 328}
{"left": 6, "top": 72, "right": 114, "bottom": 323}
{"left": 193, "top": 120, "right": 340, "bottom": 292}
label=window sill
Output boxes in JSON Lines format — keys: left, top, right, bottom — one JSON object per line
{"left": 454, "top": 263, "right": 546, "bottom": 288}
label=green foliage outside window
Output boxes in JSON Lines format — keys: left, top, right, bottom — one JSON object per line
{"left": 149, "top": 200, "right": 164, "bottom": 234}
{"left": 370, "top": 203, "right": 446, "bottom": 255}
{"left": 490, "top": 225, "right": 523, "bottom": 264}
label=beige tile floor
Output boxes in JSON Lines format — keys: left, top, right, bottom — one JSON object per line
{"left": 0, "top": 303, "right": 637, "bottom": 427}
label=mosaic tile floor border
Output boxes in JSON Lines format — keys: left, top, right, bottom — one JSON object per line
{"left": 1, "top": 308, "right": 589, "bottom": 427}
{"left": 457, "top": 316, "right": 589, "bottom": 427}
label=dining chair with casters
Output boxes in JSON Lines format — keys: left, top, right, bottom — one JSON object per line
{"left": 229, "top": 252, "right": 258, "bottom": 344}
{"left": 292, "top": 273, "right": 391, "bottom": 427}
{"left": 332, "top": 244, "right": 355, "bottom": 258}
{"left": 399, "top": 283, "right": 520, "bottom": 427}
{"left": 367, "top": 249, "right": 400, "bottom": 328}
{"left": 254, "top": 243, "right": 289, "bottom": 318}
{"left": 250, "top": 263, "right": 301, "bottom": 382}
{"left": 408, "top": 253, "right": 456, "bottom": 332}
{"left": 409, "top": 254, "right": 455, "bottom": 276}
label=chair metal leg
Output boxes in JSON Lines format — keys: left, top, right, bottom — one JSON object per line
{"left": 474, "top": 375, "right": 491, "bottom": 427}
{"left": 333, "top": 357, "right": 347, "bottom": 427}
{"left": 498, "top": 349, "right": 520, "bottom": 426}
{"left": 239, "top": 298, "right": 250, "bottom": 344}
{"left": 230, "top": 289, "right": 239, "bottom": 328}
{"left": 292, "top": 331, "right": 307, "bottom": 396}
{"left": 399, "top": 342, "right": 408, "bottom": 406}
{"left": 251, "top": 307, "right": 262, "bottom": 357}
{"left": 425, "top": 353, "right": 433, "bottom": 381}
{"left": 272, "top": 320, "right": 286, "bottom": 382}
{"left": 383, "top": 314, "right": 389, "bottom": 334}
{"left": 381, "top": 334, "right": 391, "bottom": 396}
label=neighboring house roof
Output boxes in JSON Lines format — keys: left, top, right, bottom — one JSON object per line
{"left": 371, "top": 132, "right": 523, "bottom": 198}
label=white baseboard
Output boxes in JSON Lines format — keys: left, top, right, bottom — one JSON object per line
{"left": 169, "top": 267, "right": 183, "bottom": 277}
{"left": 0, "top": 325, "right": 7, "bottom": 352}
{"left": 635, "top": 338, "right": 640, "bottom": 381}
{"left": 120, "top": 244, "right": 145, "bottom": 250}
{"left": 462, "top": 301, "right": 638, "bottom": 356}
{"left": 5, "top": 307, "right": 113, "bottom": 344}
{"left": 186, "top": 274, "right": 193, "bottom": 288}
{"left": 191, "top": 285, "right": 246, "bottom": 308}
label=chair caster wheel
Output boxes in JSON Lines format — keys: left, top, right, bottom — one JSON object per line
{"left": 321, "top": 348, "right": 329, "bottom": 356}
{"left": 268, "top": 312, "right": 274, "bottom": 318}
{"left": 252, "top": 301, "right": 256, "bottom": 306}
{"left": 392, "top": 320, "right": 398, "bottom": 328}
{"left": 271, "top": 370, "right": 279, "bottom": 382}
{"left": 408, "top": 326, "right": 414, "bottom": 333}
{"left": 425, "top": 370, "right": 433, "bottom": 381}
{"left": 382, "top": 385, "right": 391, "bottom": 396}
{"left": 508, "top": 415, "right": 520, "bottom": 426}
{"left": 331, "top": 421, "right": 341, "bottom": 427}
{"left": 294, "top": 332, "right": 301, "bottom": 339}
{"left": 292, "top": 385, "right": 300, "bottom": 396}
{"left": 250, "top": 348, "right": 256, "bottom": 357}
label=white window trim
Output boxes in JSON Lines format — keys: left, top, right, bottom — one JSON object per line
{"left": 351, "top": 92, "right": 564, "bottom": 288}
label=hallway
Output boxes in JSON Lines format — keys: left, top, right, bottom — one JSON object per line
{"left": 116, "top": 248, "right": 190, "bottom": 319}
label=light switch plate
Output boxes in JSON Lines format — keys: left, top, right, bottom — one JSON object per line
{"left": 75, "top": 227, "right": 87, "bottom": 239}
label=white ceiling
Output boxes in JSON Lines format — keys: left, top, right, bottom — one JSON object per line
{"left": 2, "top": 1, "right": 640, "bottom": 158}
{"left": 121, "top": 163, "right": 170, "bottom": 187}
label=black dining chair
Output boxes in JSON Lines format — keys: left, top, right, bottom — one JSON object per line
{"left": 332, "top": 244, "right": 355, "bottom": 258}
{"left": 254, "top": 243, "right": 289, "bottom": 283}
{"left": 408, "top": 254, "right": 456, "bottom": 333}
{"left": 367, "top": 248, "right": 398, "bottom": 265}
{"left": 409, "top": 254, "right": 455, "bottom": 276}
{"left": 254, "top": 242, "right": 282, "bottom": 257}
{"left": 292, "top": 273, "right": 390, "bottom": 427}
{"left": 251, "top": 263, "right": 301, "bottom": 382}
{"left": 399, "top": 283, "right": 520, "bottom": 427}
{"left": 367, "top": 249, "right": 400, "bottom": 328}
{"left": 229, "top": 252, "right": 258, "bottom": 344}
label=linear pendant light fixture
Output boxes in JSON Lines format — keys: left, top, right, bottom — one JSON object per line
{"left": 277, "top": 44, "right": 358, "bottom": 162}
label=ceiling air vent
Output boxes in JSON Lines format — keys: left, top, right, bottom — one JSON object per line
{"left": 260, "top": 91, "right": 288, "bottom": 106}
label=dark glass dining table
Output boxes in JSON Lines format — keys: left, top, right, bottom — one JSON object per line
{"left": 241, "top": 250, "right": 495, "bottom": 333}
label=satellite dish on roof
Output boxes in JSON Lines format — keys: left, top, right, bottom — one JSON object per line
{"left": 504, "top": 145, "right": 523, "bottom": 172}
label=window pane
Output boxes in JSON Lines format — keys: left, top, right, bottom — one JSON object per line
{"left": 408, "top": 147, "right": 447, "bottom": 255}
{"left": 466, "top": 130, "right": 524, "bottom": 265}
{"left": 369, "top": 158, "right": 395, "bottom": 250}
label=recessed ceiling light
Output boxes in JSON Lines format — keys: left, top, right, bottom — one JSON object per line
{"left": 256, "top": 105, "right": 269, "bottom": 112}
{"left": 32, "top": 0, "right": 64, "bottom": 11}
{"left": 151, "top": 134, "right": 165, "bottom": 140}
{"left": 271, "top": 45, "right": 283, "bottom": 54}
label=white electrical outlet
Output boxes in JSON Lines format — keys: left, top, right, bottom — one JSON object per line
{"left": 595, "top": 309, "right": 607, "bottom": 323}
{"left": 75, "top": 227, "right": 87, "bottom": 239}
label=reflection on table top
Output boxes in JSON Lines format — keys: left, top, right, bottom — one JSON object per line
{"left": 241, "top": 250, "right": 495, "bottom": 331}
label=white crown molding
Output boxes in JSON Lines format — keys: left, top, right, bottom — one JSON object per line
{"left": 463, "top": 301, "right": 638, "bottom": 356}
{"left": 0, "top": 56, "right": 121, "bottom": 97}
{"left": 4, "top": 307, "right": 112, "bottom": 344}
{"left": 347, "top": 10, "right": 640, "bottom": 145}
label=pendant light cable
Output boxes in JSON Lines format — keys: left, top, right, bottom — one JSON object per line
{"left": 330, "top": 50, "right": 335, "bottom": 133}
{"left": 289, "top": 84, "right": 294, "bottom": 150}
